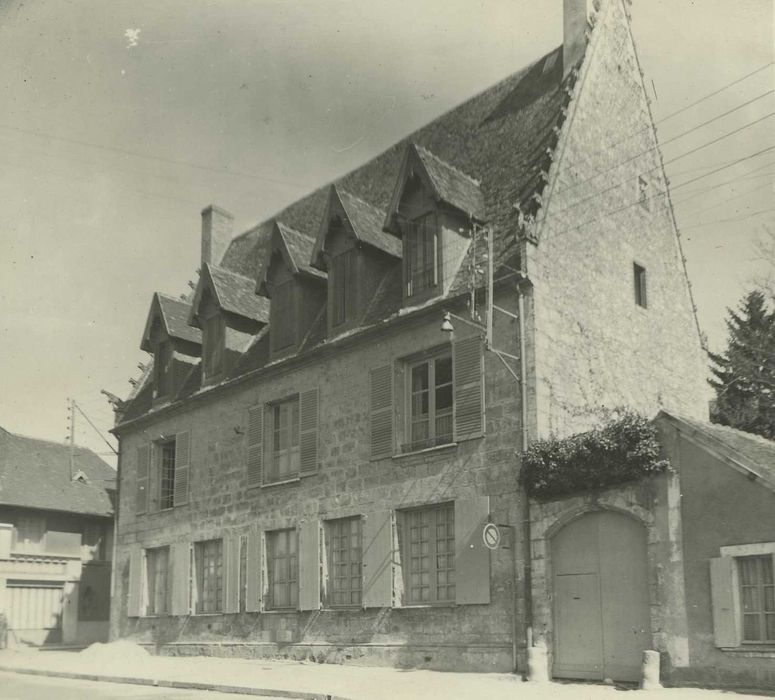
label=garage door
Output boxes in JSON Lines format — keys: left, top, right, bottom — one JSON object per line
{"left": 6, "top": 580, "right": 65, "bottom": 646}
{"left": 551, "top": 511, "right": 650, "bottom": 682}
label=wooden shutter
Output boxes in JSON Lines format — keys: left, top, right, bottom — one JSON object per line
{"left": 455, "top": 496, "right": 491, "bottom": 605}
{"left": 127, "top": 545, "right": 144, "bottom": 617}
{"left": 223, "top": 535, "right": 241, "bottom": 614}
{"left": 173, "top": 431, "right": 190, "bottom": 506}
{"left": 299, "top": 389, "right": 319, "bottom": 476}
{"left": 710, "top": 557, "right": 740, "bottom": 648}
{"left": 453, "top": 336, "right": 484, "bottom": 441}
{"left": 369, "top": 365, "right": 393, "bottom": 460}
{"left": 247, "top": 405, "right": 263, "bottom": 487}
{"left": 298, "top": 519, "right": 321, "bottom": 611}
{"left": 135, "top": 445, "right": 150, "bottom": 515}
{"left": 245, "top": 531, "right": 263, "bottom": 613}
{"left": 362, "top": 509, "right": 393, "bottom": 608}
{"left": 170, "top": 542, "right": 192, "bottom": 616}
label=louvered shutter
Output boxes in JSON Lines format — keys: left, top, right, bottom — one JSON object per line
{"left": 369, "top": 365, "right": 393, "bottom": 460}
{"left": 127, "top": 545, "right": 144, "bottom": 617}
{"left": 247, "top": 405, "right": 263, "bottom": 487}
{"left": 298, "top": 519, "right": 321, "bottom": 610}
{"left": 135, "top": 445, "right": 150, "bottom": 515}
{"left": 170, "top": 541, "right": 192, "bottom": 616}
{"left": 245, "top": 531, "right": 263, "bottom": 613}
{"left": 173, "top": 431, "right": 190, "bottom": 506}
{"left": 362, "top": 510, "right": 393, "bottom": 608}
{"left": 710, "top": 557, "right": 740, "bottom": 648}
{"left": 223, "top": 535, "right": 240, "bottom": 614}
{"left": 453, "top": 335, "right": 484, "bottom": 441}
{"left": 454, "top": 496, "right": 491, "bottom": 605}
{"left": 299, "top": 389, "right": 319, "bottom": 476}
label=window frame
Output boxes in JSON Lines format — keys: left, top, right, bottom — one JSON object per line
{"left": 268, "top": 396, "right": 301, "bottom": 484}
{"left": 202, "top": 311, "right": 225, "bottom": 380}
{"left": 398, "top": 502, "right": 455, "bottom": 606}
{"left": 737, "top": 554, "right": 775, "bottom": 644}
{"left": 265, "top": 528, "right": 299, "bottom": 611}
{"left": 633, "top": 262, "right": 648, "bottom": 309}
{"left": 325, "top": 516, "right": 363, "bottom": 608}
{"left": 331, "top": 248, "right": 357, "bottom": 328}
{"left": 158, "top": 439, "right": 176, "bottom": 511}
{"left": 404, "top": 212, "right": 439, "bottom": 298}
{"left": 145, "top": 545, "right": 171, "bottom": 616}
{"left": 194, "top": 539, "right": 223, "bottom": 614}
{"left": 404, "top": 349, "right": 454, "bottom": 453}
{"left": 271, "top": 279, "right": 297, "bottom": 353}
{"left": 154, "top": 340, "right": 173, "bottom": 398}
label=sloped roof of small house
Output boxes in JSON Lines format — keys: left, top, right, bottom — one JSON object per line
{"left": 657, "top": 412, "right": 775, "bottom": 490}
{"left": 276, "top": 222, "right": 326, "bottom": 280}
{"left": 0, "top": 427, "right": 116, "bottom": 516}
{"left": 141, "top": 293, "right": 201, "bottom": 352}
{"left": 191, "top": 263, "right": 270, "bottom": 325}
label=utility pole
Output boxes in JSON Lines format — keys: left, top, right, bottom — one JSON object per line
{"left": 486, "top": 225, "right": 494, "bottom": 350}
{"left": 68, "top": 397, "right": 75, "bottom": 480}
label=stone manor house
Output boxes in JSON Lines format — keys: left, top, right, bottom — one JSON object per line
{"left": 109, "top": 0, "right": 734, "bottom": 682}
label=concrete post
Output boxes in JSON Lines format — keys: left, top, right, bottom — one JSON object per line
{"left": 0, "top": 524, "right": 13, "bottom": 558}
{"left": 526, "top": 640, "right": 550, "bottom": 682}
{"left": 641, "top": 649, "right": 662, "bottom": 690}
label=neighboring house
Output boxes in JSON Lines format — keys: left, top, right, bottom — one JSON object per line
{"left": 527, "top": 413, "right": 775, "bottom": 690}
{"left": 110, "top": 0, "right": 714, "bottom": 681}
{"left": 0, "top": 427, "right": 115, "bottom": 647}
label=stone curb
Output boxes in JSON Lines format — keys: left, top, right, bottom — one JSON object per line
{"left": 0, "top": 665, "right": 354, "bottom": 700}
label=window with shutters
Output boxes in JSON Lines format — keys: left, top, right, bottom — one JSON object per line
{"left": 146, "top": 546, "right": 171, "bottom": 615}
{"left": 158, "top": 440, "right": 176, "bottom": 510}
{"left": 405, "top": 352, "right": 453, "bottom": 452}
{"left": 738, "top": 555, "right": 775, "bottom": 644}
{"left": 325, "top": 517, "right": 362, "bottom": 607}
{"left": 398, "top": 503, "right": 455, "bottom": 605}
{"left": 194, "top": 539, "right": 223, "bottom": 614}
{"left": 266, "top": 529, "right": 298, "bottom": 610}
{"left": 405, "top": 212, "right": 438, "bottom": 297}
{"left": 331, "top": 249, "right": 357, "bottom": 327}
{"left": 269, "top": 397, "right": 300, "bottom": 482}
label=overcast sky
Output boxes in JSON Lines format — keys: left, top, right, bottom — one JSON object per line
{"left": 0, "top": 0, "right": 772, "bottom": 464}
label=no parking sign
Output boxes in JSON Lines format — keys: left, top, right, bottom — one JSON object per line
{"left": 482, "top": 522, "right": 501, "bottom": 550}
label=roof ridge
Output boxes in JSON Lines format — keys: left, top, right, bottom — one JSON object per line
{"left": 5, "top": 429, "right": 108, "bottom": 457}
{"left": 157, "top": 291, "right": 190, "bottom": 304}
{"left": 414, "top": 143, "right": 482, "bottom": 187}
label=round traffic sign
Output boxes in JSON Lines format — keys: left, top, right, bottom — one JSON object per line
{"left": 482, "top": 522, "right": 501, "bottom": 550}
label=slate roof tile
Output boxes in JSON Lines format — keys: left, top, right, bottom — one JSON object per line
{"left": 338, "top": 189, "right": 401, "bottom": 258}
{"left": 208, "top": 264, "right": 270, "bottom": 323}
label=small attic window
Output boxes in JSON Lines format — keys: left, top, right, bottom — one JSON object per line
{"left": 331, "top": 249, "right": 357, "bottom": 327}
{"left": 154, "top": 340, "right": 173, "bottom": 398}
{"left": 271, "top": 280, "right": 297, "bottom": 353}
{"left": 405, "top": 212, "right": 438, "bottom": 297}
{"left": 202, "top": 312, "right": 225, "bottom": 380}
{"left": 633, "top": 262, "right": 648, "bottom": 308}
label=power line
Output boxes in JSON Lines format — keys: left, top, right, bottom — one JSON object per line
{"left": 679, "top": 207, "right": 775, "bottom": 232}
{"left": 74, "top": 401, "right": 118, "bottom": 455}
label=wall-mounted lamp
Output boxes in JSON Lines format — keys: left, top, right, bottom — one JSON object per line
{"left": 440, "top": 312, "right": 455, "bottom": 334}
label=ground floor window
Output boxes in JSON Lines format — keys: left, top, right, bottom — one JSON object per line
{"left": 399, "top": 503, "right": 455, "bottom": 604}
{"left": 326, "top": 517, "right": 362, "bottom": 607}
{"left": 195, "top": 539, "right": 223, "bottom": 613}
{"left": 738, "top": 555, "right": 775, "bottom": 643}
{"left": 266, "top": 529, "right": 298, "bottom": 610}
{"left": 146, "top": 546, "right": 171, "bottom": 615}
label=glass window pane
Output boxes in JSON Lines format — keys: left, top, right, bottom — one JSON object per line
{"left": 412, "top": 364, "right": 429, "bottom": 392}
{"left": 435, "top": 356, "right": 452, "bottom": 386}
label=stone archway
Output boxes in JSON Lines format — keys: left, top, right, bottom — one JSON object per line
{"left": 551, "top": 510, "right": 650, "bottom": 682}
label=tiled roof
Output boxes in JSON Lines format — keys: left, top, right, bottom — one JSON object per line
{"left": 276, "top": 222, "right": 326, "bottom": 280}
{"left": 0, "top": 427, "right": 116, "bottom": 516}
{"left": 658, "top": 412, "right": 775, "bottom": 488}
{"left": 208, "top": 264, "right": 270, "bottom": 323}
{"left": 413, "top": 144, "right": 486, "bottom": 221}
{"left": 141, "top": 293, "right": 201, "bottom": 352}
{"left": 338, "top": 188, "right": 402, "bottom": 258}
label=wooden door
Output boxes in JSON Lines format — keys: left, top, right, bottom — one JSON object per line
{"left": 552, "top": 511, "right": 650, "bottom": 682}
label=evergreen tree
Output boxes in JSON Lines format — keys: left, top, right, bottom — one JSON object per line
{"left": 709, "top": 290, "right": 775, "bottom": 439}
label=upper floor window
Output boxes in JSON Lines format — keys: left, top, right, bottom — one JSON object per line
{"left": 202, "top": 313, "right": 224, "bottom": 379}
{"left": 271, "top": 397, "right": 300, "bottom": 482}
{"left": 331, "top": 249, "right": 356, "bottom": 327}
{"left": 271, "top": 280, "right": 296, "bottom": 352}
{"left": 407, "top": 352, "right": 453, "bottom": 452}
{"left": 158, "top": 440, "right": 176, "bottom": 510}
{"left": 633, "top": 263, "right": 647, "bottom": 309}
{"left": 154, "top": 341, "right": 173, "bottom": 398}
{"left": 738, "top": 555, "right": 775, "bottom": 643}
{"left": 405, "top": 213, "right": 438, "bottom": 297}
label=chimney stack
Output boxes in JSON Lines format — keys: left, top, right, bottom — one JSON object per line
{"left": 564, "top": 0, "right": 595, "bottom": 79}
{"left": 201, "top": 204, "right": 234, "bottom": 267}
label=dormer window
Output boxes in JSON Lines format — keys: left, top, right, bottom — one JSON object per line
{"left": 331, "top": 249, "right": 357, "bottom": 327}
{"left": 153, "top": 340, "right": 173, "bottom": 398}
{"left": 405, "top": 212, "right": 438, "bottom": 297}
{"left": 271, "top": 279, "right": 297, "bottom": 353}
{"left": 202, "top": 311, "right": 225, "bottom": 380}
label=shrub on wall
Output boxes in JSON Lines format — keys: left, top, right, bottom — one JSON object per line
{"left": 519, "top": 412, "right": 668, "bottom": 501}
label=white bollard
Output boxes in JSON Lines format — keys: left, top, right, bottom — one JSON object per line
{"left": 641, "top": 649, "right": 662, "bottom": 690}
{"left": 526, "top": 640, "right": 549, "bottom": 683}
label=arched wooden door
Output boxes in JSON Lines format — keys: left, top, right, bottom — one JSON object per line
{"left": 551, "top": 510, "right": 650, "bottom": 682}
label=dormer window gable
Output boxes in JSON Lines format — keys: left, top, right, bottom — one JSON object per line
{"left": 383, "top": 144, "right": 486, "bottom": 306}
{"left": 312, "top": 186, "right": 400, "bottom": 337}
{"left": 259, "top": 221, "right": 326, "bottom": 361}
{"left": 189, "top": 263, "right": 269, "bottom": 386}
{"left": 140, "top": 293, "right": 201, "bottom": 402}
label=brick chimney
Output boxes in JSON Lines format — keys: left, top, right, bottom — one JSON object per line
{"left": 564, "top": 0, "right": 594, "bottom": 78}
{"left": 201, "top": 204, "right": 234, "bottom": 267}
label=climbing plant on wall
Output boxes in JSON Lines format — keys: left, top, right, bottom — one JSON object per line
{"left": 519, "top": 412, "right": 668, "bottom": 501}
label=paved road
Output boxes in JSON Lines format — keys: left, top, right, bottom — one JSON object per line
{"left": 0, "top": 672, "right": 291, "bottom": 700}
